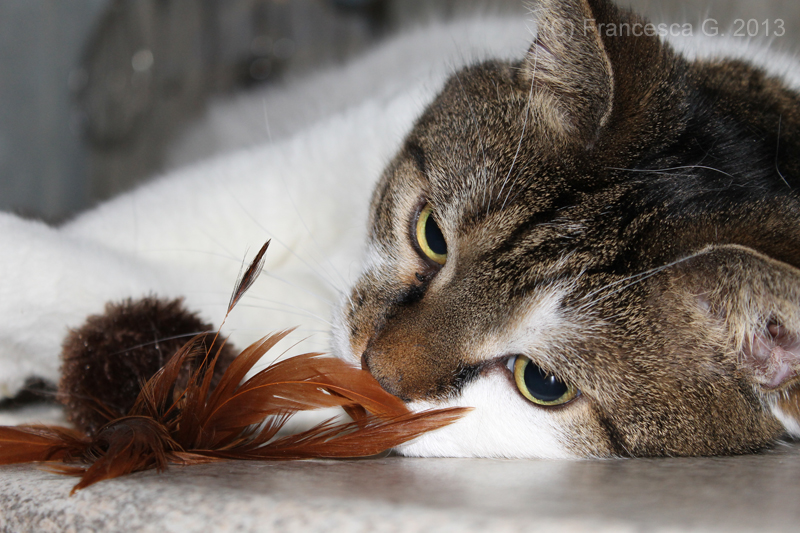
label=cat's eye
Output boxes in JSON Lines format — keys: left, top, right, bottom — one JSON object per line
{"left": 509, "top": 355, "right": 579, "bottom": 407}
{"left": 414, "top": 203, "right": 447, "bottom": 265}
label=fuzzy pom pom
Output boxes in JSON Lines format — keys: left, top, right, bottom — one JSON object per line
{"left": 59, "top": 297, "right": 236, "bottom": 433}
{"left": 0, "top": 241, "right": 465, "bottom": 493}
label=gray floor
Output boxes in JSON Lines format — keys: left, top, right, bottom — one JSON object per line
{"left": 2, "top": 2, "right": 800, "bottom": 530}
{"left": 2, "top": 442, "right": 799, "bottom": 532}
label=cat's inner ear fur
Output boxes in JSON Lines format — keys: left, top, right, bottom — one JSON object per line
{"left": 678, "top": 245, "right": 800, "bottom": 436}
{"left": 520, "top": 0, "right": 614, "bottom": 144}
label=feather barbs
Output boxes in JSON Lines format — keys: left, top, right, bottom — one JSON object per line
{"left": 0, "top": 331, "right": 466, "bottom": 494}
{"left": 0, "top": 241, "right": 468, "bottom": 493}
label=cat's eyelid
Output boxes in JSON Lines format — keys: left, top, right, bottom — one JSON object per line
{"left": 502, "top": 353, "right": 571, "bottom": 388}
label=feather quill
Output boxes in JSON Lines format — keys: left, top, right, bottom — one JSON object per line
{"left": 0, "top": 241, "right": 468, "bottom": 493}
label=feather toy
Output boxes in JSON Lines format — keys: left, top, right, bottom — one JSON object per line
{"left": 0, "top": 241, "right": 467, "bottom": 493}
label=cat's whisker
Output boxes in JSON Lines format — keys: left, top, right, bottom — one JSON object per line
{"left": 607, "top": 164, "right": 737, "bottom": 180}
{"left": 607, "top": 166, "right": 773, "bottom": 195}
{"left": 231, "top": 333, "right": 323, "bottom": 371}
{"left": 452, "top": 70, "right": 491, "bottom": 213}
{"left": 138, "top": 248, "right": 243, "bottom": 263}
{"left": 261, "top": 97, "right": 274, "bottom": 144}
{"left": 182, "top": 289, "right": 335, "bottom": 329}
{"left": 579, "top": 250, "right": 710, "bottom": 310}
{"left": 258, "top": 271, "right": 335, "bottom": 306}
{"left": 256, "top": 222, "right": 345, "bottom": 296}
{"left": 275, "top": 168, "right": 352, "bottom": 292}
{"left": 522, "top": 2, "right": 547, "bottom": 17}
{"left": 196, "top": 225, "right": 240, "bottom": 261}
{"left": 238, "top": 294, "right": 335, "bottom": 326}
{"left": 234, "top": 303, "right": 334, "bottom": 328}
{"left": 497, "top": 26, "right": 538, "bottom": 213}
{"left": 102, "top": 331, "right": 213, "bottom": 358}
{"left": 224, "top": 186, "right": 346, "bottom": 296}
{"left": 260, "top": 97, "right": 351, "bottom": 292}
{"left": 496, "top": 6, "right": 547, "bottom": 211}
{"left": 447, "top": 42, "right": 490, "bottom": 212}
{"left": 776, "top": 115, "right": 791, "bottom": 189}
{"left": 217, "top": 327, "right": 331, "bottom": 340}
{"left": 578, "top": 267, "right": 668, "bottom": 309}
{"left": 503, "top": 165, "right": 537, "bottom": 207}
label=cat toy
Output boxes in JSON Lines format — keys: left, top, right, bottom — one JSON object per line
{"left": 0, "top": 241, "right": 466, "bottom": 493}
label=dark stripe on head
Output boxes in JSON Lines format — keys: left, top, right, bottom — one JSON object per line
{"left": 406, "top": 141, "right": 427, "bottom": 176}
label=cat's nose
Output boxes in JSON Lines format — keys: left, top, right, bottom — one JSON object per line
{"left": 360, "top": 348, "right": 409, "bottom": 400}
{"left": 360, "top": 310, "right": 464, "bottom": 401}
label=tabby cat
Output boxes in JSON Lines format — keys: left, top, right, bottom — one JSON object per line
{"left": 332, "top": 0, "right": 800, "bottom": 457}
{"left": 1, "top": 0, "right": 799, "bottom": 458}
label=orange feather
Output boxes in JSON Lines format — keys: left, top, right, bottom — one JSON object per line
{"left": 0, "top": 242, "right": 468, "bottom": 493}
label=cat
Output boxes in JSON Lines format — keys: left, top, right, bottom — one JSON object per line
{"left": 0, "top": 16, "right": 530, "bottom": 414}
{"left": 331, "top": 0, "right": 800, "bottom": 458}
{"left": 2, "top": 0, "right": 800, "bottom": 458}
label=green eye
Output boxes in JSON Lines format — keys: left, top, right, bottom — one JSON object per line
{"left": 511, "top": 355, "right": 578, "bottom": 406}
{"left": 415, "top": 203, "right": 447, "bottom": 265}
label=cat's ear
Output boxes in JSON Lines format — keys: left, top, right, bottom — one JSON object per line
{"left": 678, "top": 245, "right": 800, "bottom": 435}
{"left": 519, "top": 0, "right": 615, "bottom": 144}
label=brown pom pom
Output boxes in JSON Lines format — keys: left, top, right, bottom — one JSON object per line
{"left": 1, "top": 242, "right": 467, "bottom": 493}
{"left": 59, "top": 297, "right": 236, "bottom": 433}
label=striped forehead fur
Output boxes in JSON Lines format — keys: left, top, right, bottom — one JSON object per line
{"left": 333, "top": 0, "right": 800, "bottom": 457}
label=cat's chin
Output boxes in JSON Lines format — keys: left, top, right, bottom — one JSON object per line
{"left": 393, "top": 374, "right": 591, "bottom": 459}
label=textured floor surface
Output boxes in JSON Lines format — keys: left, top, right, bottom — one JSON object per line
{"left": 1, "top": 441, "right": 798, "bottom": 532}
{"left": 3, "top": 2, "right": 800, "bottom": 531}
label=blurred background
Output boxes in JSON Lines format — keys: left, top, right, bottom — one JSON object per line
{"left": 1, "top": 0, "right": 799, "bottom": 222}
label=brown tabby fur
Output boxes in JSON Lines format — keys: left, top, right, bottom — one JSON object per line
{"left": 341, "top": 0, "right": 800, "bottom": 456}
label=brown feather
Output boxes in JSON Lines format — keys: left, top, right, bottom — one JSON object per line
{"left": 228, "top": 240, "right": 270, "bottom": 314}
{"left": 68, "top": 417, "right": 181, "bottom": 494}
{"left": 1, "top": 335, "right": 468, "bottom": 493}
{"left": 60, "top": 297, "right": 238, "bottom": 434}
{"left": 0, "top": 426, "right": 85, "bottom": 464}
{"left": 0, "top": 241, "right": 468, "bottom": 493}
{"left": 207, "top": 409, "right": 468, "bottom": 460}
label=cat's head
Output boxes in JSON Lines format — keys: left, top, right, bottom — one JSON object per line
{"left": 332, "top": 0, "right": 800, "bottom": 458}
